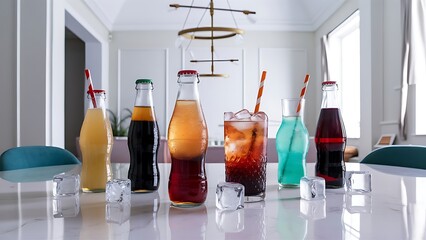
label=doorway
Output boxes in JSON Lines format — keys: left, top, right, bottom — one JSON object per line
{"left": 64, "top": 28, "right": 85, "bottom": 156}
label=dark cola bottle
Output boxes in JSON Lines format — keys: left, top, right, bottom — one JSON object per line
{"left": 128, "top": 79, "right": 160, "bottom": 192}
{"left": 315, "top": 81, "right": 346, "bottom": 188}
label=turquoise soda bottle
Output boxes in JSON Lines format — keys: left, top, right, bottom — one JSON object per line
{"left": 276, "top": 98, "right": 309, "bottom": 187}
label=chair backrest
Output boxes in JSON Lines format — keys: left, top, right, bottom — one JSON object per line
{"left": 0, "top": 146, "right": 81, "bottom": 171}
{"left": 361, "top": 145, "right": 426, "bottom": 169}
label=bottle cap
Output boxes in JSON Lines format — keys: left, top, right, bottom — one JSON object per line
{"left": 136, "top": 79, "right": 152, "bottom": 84}
{"left": 322, "top": 81, "right": 336, "bottom": 86}
{"left": 178, "top": 70, "right": 198, "bottom": 76}
{"left": 87, "top": 89, "right": 105, "bottom": 94}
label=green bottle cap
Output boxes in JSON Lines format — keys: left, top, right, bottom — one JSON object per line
{"left": 135, "top": 79, "right": 152, "bottom": 84}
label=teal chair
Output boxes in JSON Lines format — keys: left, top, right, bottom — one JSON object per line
{"left": 0, "top": 146, "right": 81, "bottom": 171}
{"left": 361, "top": 145, "right": 426, "bottom": 170}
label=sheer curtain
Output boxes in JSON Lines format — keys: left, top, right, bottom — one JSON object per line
{"left": 400, "top": 0, "right": 426, "bottom": 139}
{"left": 321, "top": 35, "right": 330, "bottom": 82}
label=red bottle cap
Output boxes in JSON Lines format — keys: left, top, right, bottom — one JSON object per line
{"left": 178, "top": 70, "right": 198, "bottom": 76}
{"left": 87, "top": 89, "right": 105, "bottom": 94}
{"left": 322, "top": 81, "right": 336, "bottom": 86}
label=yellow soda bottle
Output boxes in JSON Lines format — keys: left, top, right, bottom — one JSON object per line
{"left": 79, "top": 89, "right": 113, "bottom": 192}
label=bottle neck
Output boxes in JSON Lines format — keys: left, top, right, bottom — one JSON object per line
{"left": 282, "top": 98, "right": 305, "bottom": 121}
{"left": 321, "top": 84, "right": 340, "bottom": 109}
{"left": 176, "top": 75, "right": 200, "bottom": 101}
{"left": 134, "top": 83, "right": 154, "bottom": 107}
{"left": 88, "top": 92, "right": 107, "bottom": 110}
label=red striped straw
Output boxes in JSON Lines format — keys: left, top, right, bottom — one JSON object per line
{"left": 254, "top": 71, "right": 267, "bottom": 113}
{"left": 84, "top": 68, "right": 97, "bottom": 108}
{"left": 296, "top": 74, "right": 310, "bottom": 113}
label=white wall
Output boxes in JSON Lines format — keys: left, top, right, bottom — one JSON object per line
{"left": 109, "top": 31, "right": 316, "bottom": 141}
{"left": 0, "top": 0, "right": 109, "bottom": 152}
{"left": 0, "top": 0, "right": 17, "bottom": 153}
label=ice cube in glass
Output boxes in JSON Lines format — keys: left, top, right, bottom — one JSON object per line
{"left": 106, "top": 202, "right": 131, "bottom": 224}
{"left": 53, "top": 195, "right": 80, "bottom": 218}
{"left": 53, "top": 173, "right": 80, "bottom": 197}
{"left": 106, "top": 179, "right": 131, "bottom": 203}
{"left": 344, "top": 171, "right": 372, "bottom": 193}
{"left": 300, "top": 176, "right": 325, "bottom": 200}
{"left": 216, "top": 182, "right": 244, "bottom": 210}
{"left": 233, "top": 109, "right": 252, "bottom": 120}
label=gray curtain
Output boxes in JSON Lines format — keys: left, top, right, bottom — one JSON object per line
{"left": 320, "top": 35, "right": 330, "bottom": 82}
{"left": 400, "top": 0, "right": 426, "bottom": 139}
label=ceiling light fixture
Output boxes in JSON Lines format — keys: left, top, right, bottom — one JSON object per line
{"left": 170, "top": 1, "right": 255, "bottom": 77}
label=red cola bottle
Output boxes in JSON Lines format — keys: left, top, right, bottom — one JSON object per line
{"left": 315, "top": 81, "right": 346, "bottom": 188}
{"left": 128, "top": 79, "right": 160, "bottom": 192}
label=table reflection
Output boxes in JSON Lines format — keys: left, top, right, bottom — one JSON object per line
{"left": 128, "top": 191, "right": 161, "bottom": 239}
{"left": 168, "top": 204, "right": 207, "bottom": 240}
{"left": 225, "top": 201, "right": 266, "bottom": 240}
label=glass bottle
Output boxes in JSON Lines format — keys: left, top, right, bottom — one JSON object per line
{"left": 168, "top": 70, "right": 208, "bottom": 207}
{"left": 79, "top": 90, "right": 113, "bottom": 192}
{"left": 127, "top": 79, "right": 160, "bottom": 192}
{"left": 315, "top": 81, "right": 346, "bottom": 188}
{"left": 276, "top": 98, "right": 309, "bottom": 187}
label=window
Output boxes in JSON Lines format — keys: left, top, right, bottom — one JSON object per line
{"left": 328, "top": 11, "right": 360, "bottom": 138}
{"left": 416, "top": 81, "right": 426, "bottom": 135}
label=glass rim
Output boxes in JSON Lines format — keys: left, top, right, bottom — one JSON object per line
{"left": 223, "top": 110, "right": 268, "bottom": 121}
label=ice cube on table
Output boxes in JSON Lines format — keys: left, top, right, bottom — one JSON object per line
{"left": 106, "top": 179, "right": 131, "bottom": 203}
{"left": 216, "top": 182, "right": 245, "bottom": 211}
{"left": 300, "top": 176, "right": 326, "bottom": 200}
{"left": 53, "top": 172, "right": 80, "bottom": 197}
{"left": 106, "top": 202, "right": 131, "bottom": 225}
{"left": 345, "top": 171, "right": 372, "bottom": 193}
{"left": 53, "top": 195, "right": 80, "bottom": 218}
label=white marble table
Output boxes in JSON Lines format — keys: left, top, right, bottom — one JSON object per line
{"left": 1, "top": 162, "right": 426, "bottom": 240}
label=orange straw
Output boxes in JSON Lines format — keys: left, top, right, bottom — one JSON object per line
{"left": 84, "top": 68, "right": 97, "bottom": 108}
{"left": 254, "top": 71, "right": 267, "bottom": 113}
{"left": 296, "top": 74, "right": 310, "bottom": 113}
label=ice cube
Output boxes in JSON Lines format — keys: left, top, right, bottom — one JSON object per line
{"left": 300, "top": 176, "right": 326, "bottom": 200}
{"left": 215, "top": 209, "right": 244, "bottom": 232}
{"left": 53, "top": 172, "right": 80, "bottom": 197}
{"left": 233, "top": 109, "right": 252, "bottom": 120}
{"left": 106, "top": 179, "right": 131, "bottom": 203}
{"left": 224, "top": 112, "right": 235, "bottom": 121}
{"left": 216, "top": 182, "right": 245, "bottom": 210}
{"left": 106, "top": 202, "right": 131, "bottom": 225}
{"left": 250, "top": 112, "right": 267, "bottom": 121}
{"left": 53, "top": 195, "right": 80, "bottom": 218}
{"left": 344, "top": 171, "right": 372, "bottom": 193}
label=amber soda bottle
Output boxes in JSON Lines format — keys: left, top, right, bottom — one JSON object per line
{"left": 315, "top": 81, "right": 346, "bottom": 188}
{"left": 128, "top": 79, "right": 160, "bottom": 192}
{"left": 168, "top": 70, "right": 208, "bottom": 207}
